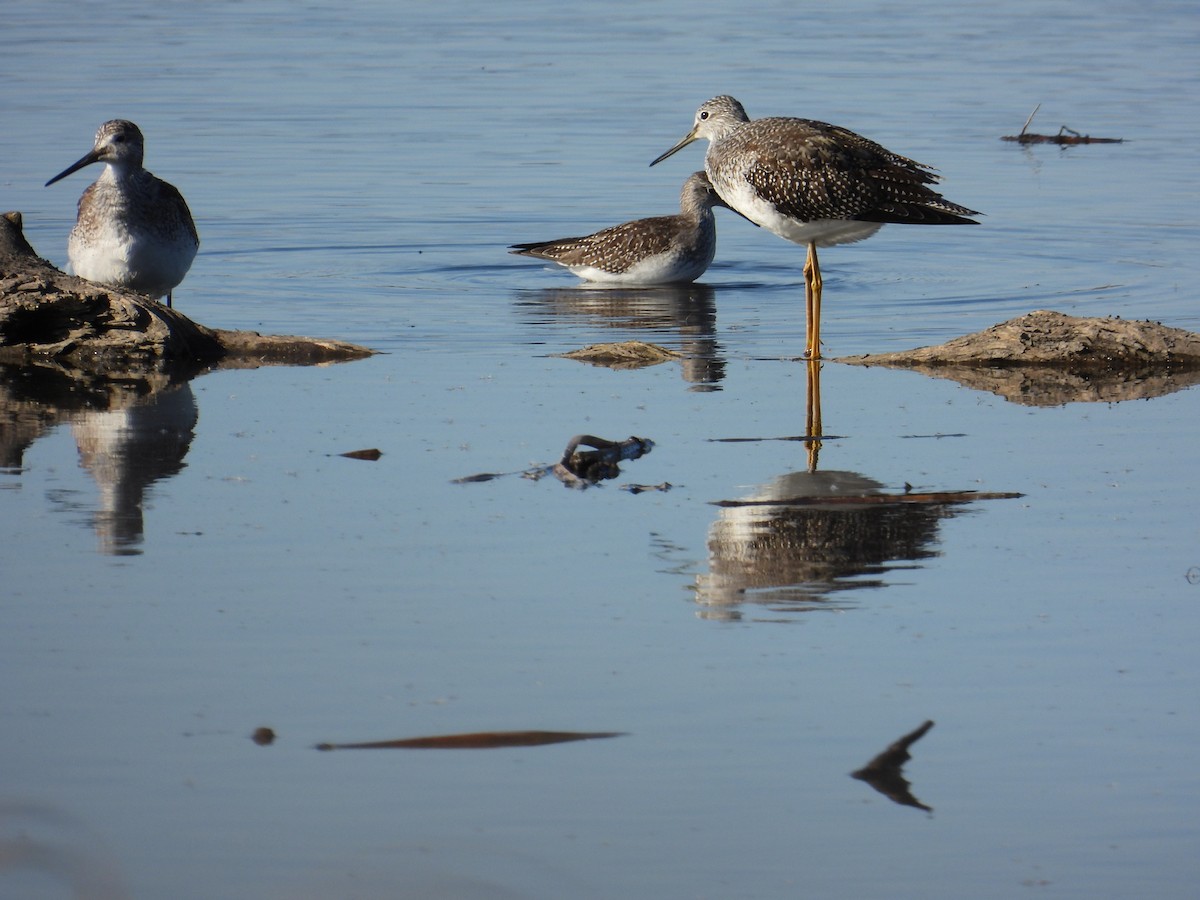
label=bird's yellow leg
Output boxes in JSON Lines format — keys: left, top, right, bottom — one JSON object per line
{"left": 803, "top": 248, "right": 814, "bottom": 355}
{"left": 803, "top": 242, "right": 823, "bottom": 359}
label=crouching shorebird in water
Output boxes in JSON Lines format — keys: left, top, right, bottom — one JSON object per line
{"left": 651, "top": 96, "right": 979, "bottom": 358}
{"left": 510, "top": 171, "right": 728, "bottom": 285}
{"left": 45, "top": 120, "right": 199, "bottom": 308}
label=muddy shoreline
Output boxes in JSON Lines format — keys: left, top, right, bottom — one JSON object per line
{"left": 1, "top": 210, "right": 373, "bottom": 374}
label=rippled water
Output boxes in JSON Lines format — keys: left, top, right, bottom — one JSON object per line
{"left": 3, "top": 1, "right": 1200, "bottom": 898}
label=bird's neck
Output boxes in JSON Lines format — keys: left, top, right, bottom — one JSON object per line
{"left": 98, "top": 161, "right": 142, "bottom": 187}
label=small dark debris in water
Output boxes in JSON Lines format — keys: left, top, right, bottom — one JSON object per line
{"left": 454, "top": 434, "right": 654, "bottom": 489}
{"left": 1001, "top": 104, "right": 1123, "bottom": 145}
{"left": 555, "top": 434, "right": 654, "bottom": 487}
{"left": 622, "top": 482, "right": 672, "bottom": 494}
{"left": 451, "top": 471, "right": 507, "bottom": 484}
{"left": 315, "top": 729, "right": 626, "bottom": 751}
{"left": 851, "top": 720, "right": 935, "bottom": 812}
{"left": 560, "top": 433, "right": 653, "bottom": 470}
{"left": 339, "top": 448, "right": 383, "bottom": 461}
{"left": 251, "top": 727, "right": 276, "bottom": 746}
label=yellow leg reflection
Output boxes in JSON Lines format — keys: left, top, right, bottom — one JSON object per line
{"left": 805, "top": 358, "right": 823, "bottom": 472}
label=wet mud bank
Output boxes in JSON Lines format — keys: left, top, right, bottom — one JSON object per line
{"left": 837, "top": 309, "right": 1200, "bottom": 405}
{"left": 1, "top": 210, "right": 373, "bottom": 373}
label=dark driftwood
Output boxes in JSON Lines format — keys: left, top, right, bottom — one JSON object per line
{"left": 1001, "top": 105, "right": 1123, "bottom": 145}
{"left": 1, "top": 210, "right": 373, "bottom": 372}
{"left": 315, "top": 730, "right": 626, "bottom": 751}
{"left": 838, "top": 310, "right": 1200, "bottom": 406}
{"left": 1002, "top": 128, "right": 1123, "bottom": 145}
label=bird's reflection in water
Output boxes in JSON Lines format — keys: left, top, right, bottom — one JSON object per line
{"left": 71, "top": 383, "right": 197, "bottom": 555}
{"left": 516, "top": 282, "right": 725, "bottom": 389}
{"left": 695, "top": 361, "right": 1017, "bottom": 620}
{"left": 0, "top": 363, "right": 198, "bottom": 556}
{"left": 694, "top": 469, "right": 956, "bottom": 620}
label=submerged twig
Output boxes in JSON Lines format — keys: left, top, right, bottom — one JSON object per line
{"left": 1002, "top": 105, "right": 1123, "bottom": 144}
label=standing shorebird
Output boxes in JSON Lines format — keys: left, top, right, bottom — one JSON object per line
{"left": 45, "top": 120, "right": 199, "bottom": 308}
{"left": 651, "top": 96, "right": 978, "bottom": 358}
{"left": 510, "top": 171, "right": 728, "bottom": 285}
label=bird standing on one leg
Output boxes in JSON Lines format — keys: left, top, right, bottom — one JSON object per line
{"left": 651, "top": 95, "right": 978, "bottom": 359}
{"left": 46, "top": 120, "right": 199, "bottom": 308}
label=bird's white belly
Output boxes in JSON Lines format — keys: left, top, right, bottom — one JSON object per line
{"left": 68, "top": 222, "right": 196, "bottom": 298}
{"left": 567, "top": 251, "right": 706, "bottom": 285}
{"left": 714, "top": 177, "right": 884, "bottom": 248}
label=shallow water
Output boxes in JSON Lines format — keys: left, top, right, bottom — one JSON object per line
{"left": 3, "top": 1, "right": 1200, "bottom": 898}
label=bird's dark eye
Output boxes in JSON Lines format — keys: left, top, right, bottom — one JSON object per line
{"left": 113, "top": 134, "right": 125, "bottom": 143}
{"left": 699, "top": 111, "right": 709, "bottom": 120}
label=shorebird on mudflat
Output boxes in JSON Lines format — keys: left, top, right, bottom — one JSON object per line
{"left": 46, "top": 119, "right": 199, "bottom": 308}
{"left": 651, "top": 95, "right": 978, "bottom": 358}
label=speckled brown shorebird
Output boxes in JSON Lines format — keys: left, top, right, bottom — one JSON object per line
{"left": 46, "top": 120, "right": 199, "bottom": 308}
{"left": 651, "top": 96, "right": 978, "bottom": 358}
{"left": 510, "top": 171, "right": 728, "bottom": 285}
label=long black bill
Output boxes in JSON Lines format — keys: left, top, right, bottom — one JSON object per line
{"left": 649, "top": 129, "right": 698, "bottom": 167}
{"left": 45, "top": 150, "right": 101, "bottom": 187}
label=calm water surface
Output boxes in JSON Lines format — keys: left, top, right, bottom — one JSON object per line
{"left": 3, "top": 1, "right": 1199, "bottom": 898}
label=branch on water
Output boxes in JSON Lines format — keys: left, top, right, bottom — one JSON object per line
{"left": 1001, "top": 104, "right": 1123, "bottom": 144}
